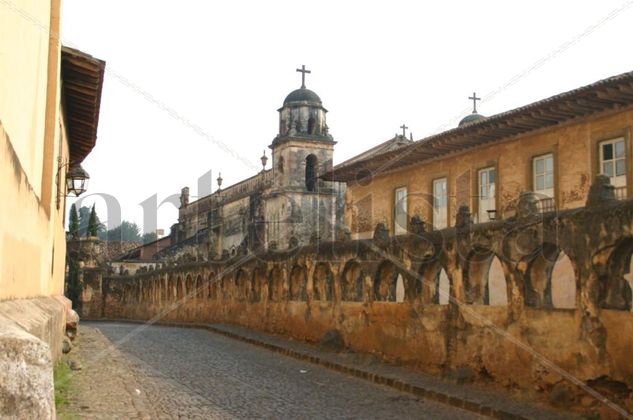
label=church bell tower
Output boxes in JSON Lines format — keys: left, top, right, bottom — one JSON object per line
{"left": 265, "top": 66, "right": 341, "bottom": 249}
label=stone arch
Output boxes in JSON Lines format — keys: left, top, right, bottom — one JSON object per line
{"left": 436, "top": 268, "right": 451, "bottom": 305}
{"left": 488, "top": 256, "right": 508, "bottom": 306}
{"left": 144, "top": 279, "right": 151, "bottom": 303}
{"left": 167, "top": 276, "right": 174, "bottom": 300}
{"left": 419, "top": 261, "right": 451, "bottom": 305}
{"left": 208, "top": 273, "right": 218, "bottom": 300}
{"left": 525, "top": 244, "right": 559, "bottom": 308}
{"left": 341, "top": 260, "right": 364, "bottom": 302}
{"left": 159, "top": 276, "right": 166, "bottom": 302}
{"left": 601, "top": 238, "right": 633, "bottom": 310}
{"left": 235, "top": 269, "right": 250, "bottom": 302}
{"left": 464, "top": 249, "right": 508, "bottom": 305}
{"left": 138, "top": 280, "right": 144, "bottom": 302}
{"left": 395, "top": 274, "right": 405, "bottom": 303}
{"left": 375, "top": 261, "right": 398, "bottom": 302}
{"left": 252, "top": 267, "right": 266, "bottom": 302}
{"left": 185, "top": 274, "right": 194, "bottom": 299}
{"left": 143, "top": 280, "right": 149, "bottom": 302}
{"left": 150, "top": 279, "right": 155, "bottom": 301}
{"left": 551, "top": 252, "right": 576, "bottom": 309}
{"left": 268, "top": 266, "right": 285, "bottom": 302}
{"left": 196, "top": 274, "right": 204, "bottom": 299}
{"left": 313, "top": 262, "right": 333, "bottom": 301}
{"left": 289, "top": 265, "right": 307, "bottom": 301}
{"left": 222, "top": 274, "right": 233, "bottom": 300}
{"left": 176, "top": 276, "right": 184, "bottom": 300}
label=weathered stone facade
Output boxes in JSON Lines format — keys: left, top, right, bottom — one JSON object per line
{"left": 169, "top": 81, "right": 346, "bottom": 259}
{"left": 81, "top": 184, "right": 633, "bottom": 413}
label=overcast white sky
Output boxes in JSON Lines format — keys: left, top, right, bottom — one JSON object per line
{"left": 63, "top": 0, "right": 633, "bottom": 234}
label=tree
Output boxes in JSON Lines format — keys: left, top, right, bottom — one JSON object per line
{"left": 66, "top": 256, "right": 82, "bottom": 310}
{"left": 104, "top": 220, "right": 142, "bottom": 242}
{"left": 77, "top": 205, "right": 105, "bottom": 237}
{"left": 142, "top": 232, "right": 158, "bottom": 244}
{"left": 87, "top": 204, "right": 99, "bottom": 237}
{"left": 78, "top": 205, "right": 91, "bottom": 236}
{"left": 69, "top": 204, "right": 79, "bottom": 239}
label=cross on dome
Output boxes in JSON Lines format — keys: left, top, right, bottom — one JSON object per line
{"left": 469, "top": 92, "right": 481, "bottom": 113}
{"left": 296, "top": 65, "right": 311, "bottom": 89}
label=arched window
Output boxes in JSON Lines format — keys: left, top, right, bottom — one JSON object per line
{"left": 305, "top": 154, "right": 317, "bottom": 192}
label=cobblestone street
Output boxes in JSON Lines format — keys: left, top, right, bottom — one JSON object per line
{"left": 62, "top": 322, "right": 482, "bottom": 419}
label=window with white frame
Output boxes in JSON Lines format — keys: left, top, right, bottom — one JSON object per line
{"left": 478, "top": 167, "right": 496, "bottom": 222}
{"left": 394, "top": 187, "right": 407, "bottom": 235}
{"left": 599, "top": 138, "right": 626, "bottom": 189}
{"left": 533, "top": 154, "right": 554, "bottom": 198}
{"left": 433, "top": 178, "right": 448, "bottom": 229}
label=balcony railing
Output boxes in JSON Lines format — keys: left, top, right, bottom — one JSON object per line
{"left": 537, "top": 197, "right": 556, "bottom": 213}
{"left": 615, "top": 186, "right": 627, "bottom": 200}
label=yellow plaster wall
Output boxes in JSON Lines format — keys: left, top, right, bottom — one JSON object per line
{"left": 0, "top": 0, "right": 68, "bottom": 300}
{"left": 0, "top": 0, "right": 56, "bottom": 197}
{"left": 347, "top": 107, "right": 633, "bottom": 236}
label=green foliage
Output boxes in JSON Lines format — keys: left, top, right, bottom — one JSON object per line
{"left": 103, "top": 220, "right": 142, "bottom": 242}
{"left": 77, "top": 205, "right": 105, "bottom": 237}
{"left": 54, "top": 358, "right": 73, "bottom": 412}
{"left": 69, "top": 204, "right": 79, "bottom": 239}
{"left": 66, "top": 257, "right": 82, "bottom": 309}
{"left": 142, "top": 231, "right": 158, "bottom": 244}
{"left": 87, "top": 204, "right": 99, "bottom": 237}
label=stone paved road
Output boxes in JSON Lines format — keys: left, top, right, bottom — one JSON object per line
{"left": 68, "top": 322, "right": 484, "bottom": 419}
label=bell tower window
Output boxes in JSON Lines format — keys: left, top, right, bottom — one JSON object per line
{"left": 305, "top": 154, "right": 317, "bottom": 192}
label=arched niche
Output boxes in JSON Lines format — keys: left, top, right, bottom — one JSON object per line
{"left": 313, "top": 263, "right": 333, "bottom": 302}
{"left": 268, "top": 267, "right": 284, "bottom": 302}
{"left": 341, "top": 260, "right": 364, "bottom": 302}
{"left": 252, "top": 268, "right": 266, "bottom": 302}
{"left": 375, "top": 261, "right": 398, "bottom": 302}
{"left": 289, "top": 265, "right": 308, "bottom": 301}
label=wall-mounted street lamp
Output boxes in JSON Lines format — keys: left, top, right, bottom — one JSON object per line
{"left": 66, "top": 164, "right": 90, "bottom": 196}
{"left": 57, "top": 157, "right": 90, "bottom": 208}
{"left": 260, "top": 150, "right": 268, "bottom": 171}
{"left": 216, "top": 172, "right": 223, "bottom": 190}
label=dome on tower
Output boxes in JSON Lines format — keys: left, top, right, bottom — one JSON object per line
{"left": 283, "top": 88, "right": 322, "bottom": 106}
{"left": 273, "top": 66, "right": 333, "bottom": 144}
{"left": 458, "top": 112, "right": 486, "bottom": 127}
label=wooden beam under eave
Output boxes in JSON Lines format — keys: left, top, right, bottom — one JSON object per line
{"left": 576, "top": 98, "right": 613, "bottom": 112}
{"left": 596, "top": 90, "right": 631, "bottom": 105}
{"left": 530, "top": 110, "right": 560, "bottom": 124}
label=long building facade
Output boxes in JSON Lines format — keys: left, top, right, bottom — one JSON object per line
{"left": 325, "top": 71, "right": 633, "bottom": 238}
